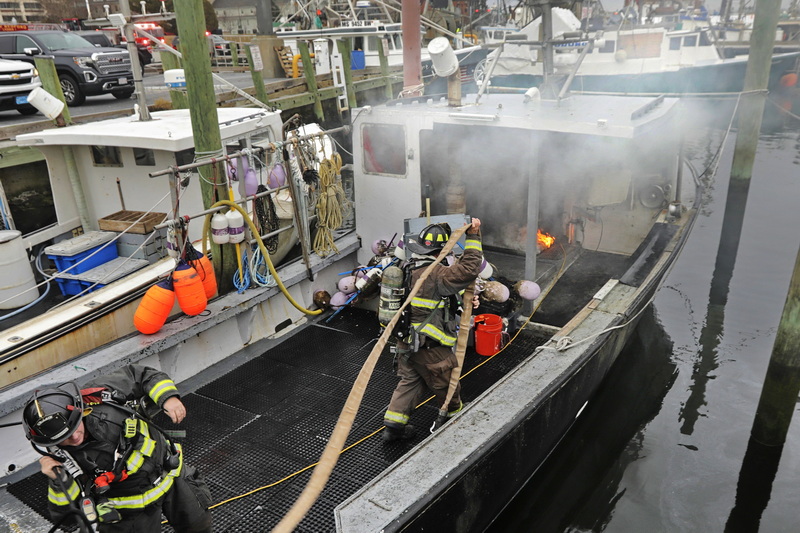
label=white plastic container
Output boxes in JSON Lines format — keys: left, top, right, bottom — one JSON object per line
{"left": 27, "top": 87, "right": 64, "bottom": 120}
{"left": 0, "top": 230, "right": 38, "bottom": 309}
{"left": 226, "top": 209, "right": 245, "bottom": 244}
{"left": 211, "top": 212, "right": 229, "bottom": 244}
{"left": 428, "top": 37, "right": 458, "bottom": 77}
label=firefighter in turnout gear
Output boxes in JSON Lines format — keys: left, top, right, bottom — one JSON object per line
{"left": 383, "top": 218, "right": 483, "bottom": 442}
{"left": 22, "top": 364, "right": 213, "bottom": 532}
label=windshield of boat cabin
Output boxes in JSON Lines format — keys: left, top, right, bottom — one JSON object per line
{"left": 37, "top": 32, "right": 96, "bottom": 51}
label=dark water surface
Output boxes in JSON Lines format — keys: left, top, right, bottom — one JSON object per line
{"left": 488, "top": 92, "right": 800, "bottom": 533}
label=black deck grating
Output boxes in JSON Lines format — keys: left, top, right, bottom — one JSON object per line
{"left": 8, "top": 307, "right": 547, "bottom": 531}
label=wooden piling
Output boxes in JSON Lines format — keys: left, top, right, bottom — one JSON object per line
{"left": 33, "top": 56, "right": 71, "bottom": 125}
{"left": 336, "top": 39, "right": 357, "bottom": 110}
{"left": 174, "top": 0, "right": 237, "bottom": 291}
{"left": 245, "top": 44, "right": 271, "bottom": 106}
{"left": 298, "top": 41, "right": 324, "bottom": 122}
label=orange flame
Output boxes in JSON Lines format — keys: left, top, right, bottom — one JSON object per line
{"left": 537, "top": 229, "right": 555, "bottom": 249}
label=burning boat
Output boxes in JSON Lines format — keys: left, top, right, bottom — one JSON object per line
{"left": 0, "top": 31, "right": 713, "bottom": 533}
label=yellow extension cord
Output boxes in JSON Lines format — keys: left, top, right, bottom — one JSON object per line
{"left": 202, "top": 199, "right": 322, "bottom": 316}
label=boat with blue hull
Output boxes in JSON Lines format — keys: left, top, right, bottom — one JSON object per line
{"left": 482, "top": 7, "right": 800, "bottom": 95}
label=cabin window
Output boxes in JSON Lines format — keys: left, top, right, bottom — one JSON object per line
{"left": 0, "top": 160, "right": 56, "bottom": 236}
{"left": 367, "top": 36, "right": 379, "bottom": 52}
{"left": 91, "top": 146, "right": 123, "bottom": 167}
{"left": 669, "top": 37, "right": 681, "bottom": 51}
{"left": 133, "top": 148, "right": 155, "bottom": 166}
{"left": 175, "top": 148, "right": 195, "bottom": 167}
{"left": 362, "top": 124, "right": 406, "bottom": 176}
{"left": 598, "top": 39, "right": 615, "bottom": 53}
{"left": 683, "top": 35, "right": 697, "bottom": 47}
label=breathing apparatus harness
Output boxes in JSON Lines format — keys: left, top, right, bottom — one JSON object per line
{"left": 31, "top": 387, "right": 182, "bottom": 526}
{"left": 389, "top": 255, "right": 461, "bottom": 367}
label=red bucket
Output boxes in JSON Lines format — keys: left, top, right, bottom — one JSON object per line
{"left": 474, "top": 314, "right": 503, "bottom": 356}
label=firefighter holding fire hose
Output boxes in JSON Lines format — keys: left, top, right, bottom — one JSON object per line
{"left": 21, "top": 364, "right": 212, "bottom": 532}
{"left": 382, "top": 218, "right": 483, "bottom": 442}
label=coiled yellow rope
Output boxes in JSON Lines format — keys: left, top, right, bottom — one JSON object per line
{"left": 312, "top": 153, "right": 348, "bottom": 257}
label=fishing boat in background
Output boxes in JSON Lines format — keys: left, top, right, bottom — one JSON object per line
{"left": 481, "top": 6, "right": 800, "bottom": 94}
{"left": 275, "top": 19, "right": 490, "bottom": 93}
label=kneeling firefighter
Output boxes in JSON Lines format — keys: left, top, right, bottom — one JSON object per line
{"left": 21, "top": 364, "right": 213, "bottom": 532}
{"left": 382, "top": 217, "right": 483, "bottom": 442}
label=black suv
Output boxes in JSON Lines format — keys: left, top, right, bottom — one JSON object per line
{"left": 0, "top": 30, "right": 134, "bottom": 106}
{"left": 75, "top": 31, "right": 152, "bottom": 75}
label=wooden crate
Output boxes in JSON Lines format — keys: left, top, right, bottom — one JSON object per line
{"left": 98, "top": 210, "right": 167, "bottom": 234}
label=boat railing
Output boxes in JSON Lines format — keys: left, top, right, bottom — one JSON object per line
{"left": 148, "top": 124, "right": 353, "bottom": 280}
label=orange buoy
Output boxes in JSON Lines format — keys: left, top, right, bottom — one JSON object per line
{"left": 172, "top": 262, "right": 207, "bottom": 316}
{"left": 134, "top": 279, "right": 175, "bottom": 334}
{"left": 187, "top": 246, "right": 217, "bottom": 299}
{"left": 779, "top": 73, "right": 798, "bottom": 88}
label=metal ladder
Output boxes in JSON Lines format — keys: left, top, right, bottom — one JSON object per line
{"left": 330, "top": 47, "right": 349, "bottom": 113}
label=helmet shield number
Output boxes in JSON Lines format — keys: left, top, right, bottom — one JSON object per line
{"left": 33, "top": 411, "right": 72, "bottom": 441}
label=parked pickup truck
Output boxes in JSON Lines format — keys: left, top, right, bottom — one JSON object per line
{"left": 0, "top": 58, "right": 40, "bottom": 115}
{"left": 0, "top": 30, "right": 134, "bottom": 106}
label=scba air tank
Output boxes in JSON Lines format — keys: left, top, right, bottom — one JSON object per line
{"left": 226, "top": 209, "right": 245, "bottom": 244}
{"left": 378, "top": 265, "right": 404, "bottom": 327}
{"left": 211, "top": 212, "right": 229, "bottom": 244}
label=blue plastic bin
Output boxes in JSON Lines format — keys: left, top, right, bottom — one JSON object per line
{"left": 54, "top": 277, "right": 84, "bottom": 297}
{"left": 351, "top": 50, "right": 365, "bottom": 70}
{"left": 45, "top": 231, "right": 118, "bottom": 275}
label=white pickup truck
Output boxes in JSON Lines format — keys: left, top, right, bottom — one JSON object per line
{"left": 0, "top": 58, "right": 40, "bottom": 115}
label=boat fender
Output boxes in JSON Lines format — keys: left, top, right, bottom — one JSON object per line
{"left": 479, "top": 259, "right": 494, "bottom": 279}
{"left": 226, "top": 209, "right": 246, "bottom": 244}
{"left": 378, "top": 265, "right": 404, "bottom": 328}
{"left": 393, "top": 240, "right": 406, "bottom": 261}
{"left": 187, "top": 246, "right": 217, "bottom": 300}
{"left": 172, "top": 262, "right": 207, "bottom": 316}
{"left": 614, "top": 49, "right": 627, "bottom": 63}
{"left": 338, "top": 275, "right": 357, "bottom": 294}
{"left": 268, "top": 163, "right": 287, "bottom": 189}
{"left": 330, "top": 291, "right": 349, "bottom": 309}
{"left": 482, "top": 280, "right": 509, "bottom": 303}
{"left": 134, "top": 279, "right": 175, "bottom": 334}
{"left": 211, "top": 212, "right": 229, "bottom": 244}
{"left": 514, "top": 280, "right": 541, "bottom": 301}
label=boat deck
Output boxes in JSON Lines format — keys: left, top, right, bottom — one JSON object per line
{"left": 6, "top": 306, "right": 548, "bottom": 532}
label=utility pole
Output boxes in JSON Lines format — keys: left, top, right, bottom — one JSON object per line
{"left": 173, "top": 0, "right": 237, "bottom": 292}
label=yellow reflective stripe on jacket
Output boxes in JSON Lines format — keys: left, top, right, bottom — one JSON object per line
{"left": 108, "top": 444, "right": 183, "bottom": 510}
{"left": 416, "top": 323, "right": 457, "bottom": 346}
{"left": 48, "top": 480, "right": 80, "bottom": 506}
{"left": 126, "top": 420, "right": 157, "bottom": 475}
{"left": 410, "top": 296, "right": 446, "bottom": 310}
{"left": 464, "top": 238, "right": 482, "bottom": 252}
{"left": 384, "top": 411, "right": 410, "bottom": 425}
{"left": 148, "top": 379, "right": 178, "bottom": 405}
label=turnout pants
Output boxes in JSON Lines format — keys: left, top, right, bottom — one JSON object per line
{"left": 384, "top": 345, "right": 462, "bottom": 428}
{"left": 99, "top": 464, "right": 213, "bottom": 533}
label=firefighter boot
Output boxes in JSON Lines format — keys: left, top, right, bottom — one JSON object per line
{"left": 382, "top": 424, "right": 416, "bottom": 443}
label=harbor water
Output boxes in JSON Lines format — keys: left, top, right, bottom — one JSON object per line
{"left": 487, "top": 92, "right": 800, "bottom": 532}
